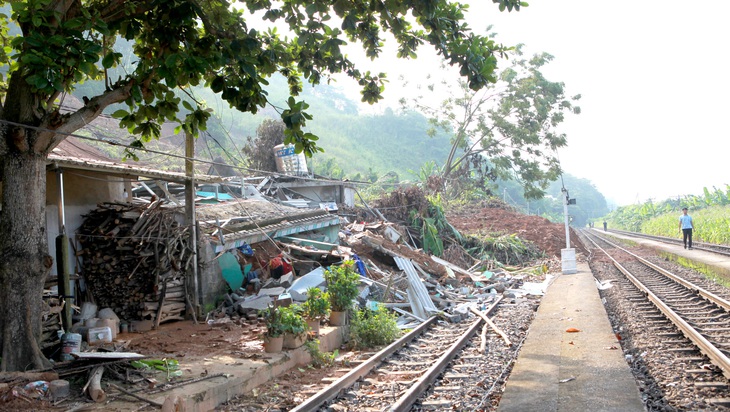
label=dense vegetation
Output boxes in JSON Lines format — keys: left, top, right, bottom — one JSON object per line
{"left": 602, "top": 186, "right": 730, "bottom": 245}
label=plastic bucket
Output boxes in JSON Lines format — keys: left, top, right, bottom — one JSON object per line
{"left": 60, "top": 333, "right": 82, "bottom": 361}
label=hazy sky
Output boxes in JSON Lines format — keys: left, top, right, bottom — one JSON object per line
{"left": 338, "top": 1, "right": 730, "bottom": 207}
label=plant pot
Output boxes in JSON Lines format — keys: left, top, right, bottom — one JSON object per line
{"left": 263, "top": 335, "right": 284, "bottom": 353}
{"left": 283, "top": 332, "right": 307, "bottom": 349}
{"left": 307, "top": 319, "right": 320, "bottom": 337}
{"left": 329, "top": 310, "right": 347, "bottom": 326}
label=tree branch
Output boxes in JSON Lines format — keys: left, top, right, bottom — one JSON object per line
{"left": 93, "top": 0, "right": 149, "bottom": 27}
{"left": 36, "top": 82, "right": 135, "bottom": 153}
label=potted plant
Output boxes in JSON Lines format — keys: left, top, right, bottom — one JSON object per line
{"left": 302, "top": 287, "right": 330, "bottom": 336}
{"left": 260, "top": 304, "right": 284, "bottom": 353}
{"left": 280, "top": 305, "right": 309, "bottom": 349}
{"left": 324, "top": 260, "right": 361, "bottom": 326}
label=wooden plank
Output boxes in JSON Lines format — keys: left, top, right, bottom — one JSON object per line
{"left": 71, "top": 352, "right": 145, "bottom": 360}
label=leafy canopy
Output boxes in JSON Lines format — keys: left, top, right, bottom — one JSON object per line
{"left": 404, "top": 44, "right": 580, "bottom": 200}
{"left": 0, "top": 0, "right": 522, "bottom": 157}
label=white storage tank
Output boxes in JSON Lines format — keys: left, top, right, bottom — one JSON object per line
{"left": 273, "top": 144, "right": 308, "bottom": 175}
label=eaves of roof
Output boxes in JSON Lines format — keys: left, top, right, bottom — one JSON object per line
{"left": 47, "top": 155, "right": 224, "bottom": 184}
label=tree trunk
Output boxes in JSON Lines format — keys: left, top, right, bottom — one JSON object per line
{"left": 0, "top": 152, "right": 52, "bottom": 371}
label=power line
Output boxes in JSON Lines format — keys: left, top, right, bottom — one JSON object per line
{"left": 0, "top": 118, "right": 362, "bottom": 186}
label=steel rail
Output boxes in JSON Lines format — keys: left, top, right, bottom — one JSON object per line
{"left": 386, "top": 295, "right": 502, "bottom": 411}
{"left": 592, "top": 231, "right": 730, "bottom": 312}
{"left": 583, "top": 232, "right": 730, "bottom": 379}
{"left": 598, "top": 228, "right": 730, "bottom": 256}
{"left": 388, "top": 317, "right": 484, "bottom": 412}
{"left": 290, "top": 316, "right": 439, "bottom": 412}
{"left": 293, "top": 296, "right": 505, "bottom": 412}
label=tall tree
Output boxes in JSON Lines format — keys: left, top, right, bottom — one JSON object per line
{"left": 0, "top": 0, "right": 521, "bottom": 371}
{"left": 242, "top": 118, "right": 286, "bottom": 173}
{"left": 407, "top": 45, "right": 581, "bottom": 200}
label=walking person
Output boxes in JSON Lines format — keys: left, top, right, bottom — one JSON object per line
{"left": 679, "top": 207, "right": 694, "bottom": 249}
{"left": 603, "top": 221, "right": 607, "bottom": 231}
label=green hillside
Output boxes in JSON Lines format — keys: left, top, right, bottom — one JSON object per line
{"left": 77, "top": 72, "right": 452, "bottom": 181}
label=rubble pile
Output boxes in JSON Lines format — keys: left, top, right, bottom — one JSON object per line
{"left": 208, "top": 217, "right": 555, "bottom": 329}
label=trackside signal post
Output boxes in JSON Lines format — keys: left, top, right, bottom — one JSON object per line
{"left": 561, "top": 188, "right": 577, "bottom": 274}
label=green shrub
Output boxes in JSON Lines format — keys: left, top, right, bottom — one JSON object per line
{"left": 324, "top": 261, "right": 360, "bottom": 312}
{"left": 349, "top": 305, "right": 401, "bottom": 349}
{"left": 303, "top": 287, "right": 330, "bottom": 320}
{"left": 279, "top": 305, "right": 308, "bottom": 335}
{"left": 259, "top": 304, "right": 284, "bottom": 338}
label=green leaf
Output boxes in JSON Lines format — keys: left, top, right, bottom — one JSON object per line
{"left": 111, "top": 109, "right": 129, "bottom": 119}
{"left": 102, "top": 52, "right": 116, "bottom": 69}
{"left": 131, "top": 84, "right": 143, "bottom": 102}
{"left": 211, "top": 76, "right": 225, "bottom": 93}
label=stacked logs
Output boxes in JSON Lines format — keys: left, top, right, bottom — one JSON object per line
{"left": 77, "top": 199, "right": 191, "bottom": 323}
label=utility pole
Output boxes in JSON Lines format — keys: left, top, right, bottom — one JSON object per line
{"left": 562, "top": 188, "right": 571, "bottom": 249}
{"left": 185, "top": 129, "right": 200, "bottom": 318}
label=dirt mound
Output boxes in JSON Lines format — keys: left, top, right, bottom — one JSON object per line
{"left": 447, "top": 202, "right": 587, "bottom": 258}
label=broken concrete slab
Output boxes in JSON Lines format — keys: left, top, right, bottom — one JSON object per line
{"left": 278, "top": 273, "right": 294, "bottom": 289}
{"left": 287, "top": 267, "right": 326, "bottom": 301}
{"left": 257, "top": 287, "right": 286, "bottom": 298}
{"left": 235, "top": 295, "right": 273, "bottom": 313}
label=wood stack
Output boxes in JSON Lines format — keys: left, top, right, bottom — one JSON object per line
{"left": 41, "top": 294, "right": 63, "bottom": 350}
{"left": 77, "top": 200, "right": 191, "bottom": 323}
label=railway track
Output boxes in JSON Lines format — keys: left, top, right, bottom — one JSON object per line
{"left": 582, "top": 229, "right": 730, "bottom": 382}
{"left": 289, "top": 296, "right": 524, "bottom": 412}
{"left": 602, "top": 228, "right": 730, "bottom": 256}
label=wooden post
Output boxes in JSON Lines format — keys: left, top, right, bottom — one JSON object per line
{"left": 185, "top": 129, "right": 200, "bottom": 317}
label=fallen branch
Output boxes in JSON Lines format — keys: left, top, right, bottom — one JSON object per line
{"left": 84, "top": 366, "right": 106, "bottom": 403}
{"left": 0, "top": 372, "right": 59, "bottom": 383}
{"left": 469, "top": 306, "right": 512, "bottom": 347}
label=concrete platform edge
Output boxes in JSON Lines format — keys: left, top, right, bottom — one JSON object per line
{"left": 498, "top": 261, "right": 645, "bottom": 412}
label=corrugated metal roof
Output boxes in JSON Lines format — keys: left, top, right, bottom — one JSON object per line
{"left": 393, "top": 256, "right": 440, "bottom": 319}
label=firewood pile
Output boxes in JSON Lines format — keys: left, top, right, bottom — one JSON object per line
{"left": 77, "top": 200, "right": 192, "bottom": 323}
{"left": 40, "top": 294, "right": 63, "bottom": 351}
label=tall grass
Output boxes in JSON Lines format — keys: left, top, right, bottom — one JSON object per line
{"left": 603, "top": 185, "right": 730, "bottom": 244}
{"left": 641, "top": 205, "right": 730, "bottom": 245}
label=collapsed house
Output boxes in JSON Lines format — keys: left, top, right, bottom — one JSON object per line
{"left": 33, "top": 137, "right": 354, "bottom": 347}
{"left": 28, "top": 135, "right": 551, "bottom": 358}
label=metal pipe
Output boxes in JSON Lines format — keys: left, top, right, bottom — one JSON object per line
{"left": 55, "top": 168, "right": 72, "bottom": 330}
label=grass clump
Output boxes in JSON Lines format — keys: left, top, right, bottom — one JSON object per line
{"left": 349, "top": 305, "right": 401, "bottom": 349}
{"left": 304, "top": 340, "right": 338, "bottom": 368}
